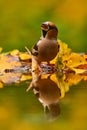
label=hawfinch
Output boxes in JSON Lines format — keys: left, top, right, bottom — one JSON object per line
{"left": 31, "top": 21, "right": 59, "bottom": 65}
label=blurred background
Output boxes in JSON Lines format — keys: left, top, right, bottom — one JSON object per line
{"left": 0, "top": 0, "right": 87, "bottom": 52}
{"left": 0, "top": 0, "right": 87, "bottom": 130}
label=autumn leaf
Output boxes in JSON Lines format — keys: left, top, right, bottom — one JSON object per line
{"left": 0, "top": 49, "right": 32, "bottom": 84}
{"left": 55, "top": 40, "right": 87, "bottom": 74}
{"left": 0, "top": 40, "right": 87, "bottom": 86}
{"left": 0, "top": 48, "right": 2, "bottom": 53}
{"left": 0, "top": 82, "right": 4, "bottom": 88}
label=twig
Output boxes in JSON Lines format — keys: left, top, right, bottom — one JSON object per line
{"left": 25, "top": 46, "right": 31, "bottom": 55}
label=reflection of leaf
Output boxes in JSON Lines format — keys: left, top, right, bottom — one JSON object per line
{"left": 50, "top": 70, "right": 86, "bottom": 99}
{"left": 0, "top": 72, "right": 21, "bottom": 84}
{"left": 50, "top": 73, "right": 69, "bottom": 98}
{"left": 20, "top": 75, "right": 32, "bottom": 81}
{"left": 64, "top": 73, "right": 83, "bottom": 85}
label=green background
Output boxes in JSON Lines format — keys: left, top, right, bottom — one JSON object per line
{"left": 0, "top": 0, "right": 87, "bottom": 52}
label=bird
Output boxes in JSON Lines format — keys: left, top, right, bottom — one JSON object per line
{"left": 31, "top": 21, "right": 59, "bottom": 67}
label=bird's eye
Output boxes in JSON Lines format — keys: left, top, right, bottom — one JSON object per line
{"left": 49, "top": 25, "right": 54, "bottom": 30}
{"left": 49, "top": 25, "right": 58, "bottom": 32}
{"left": 49, "top": 25, "right": 57, "bottom": 30}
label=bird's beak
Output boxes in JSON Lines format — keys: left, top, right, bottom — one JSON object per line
{"left": 41, "top": 23, "right": 49, "bottom": 31}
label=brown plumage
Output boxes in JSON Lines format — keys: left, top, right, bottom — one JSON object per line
{"left": 31, "top": 21, "right": 59, "bottom": 65}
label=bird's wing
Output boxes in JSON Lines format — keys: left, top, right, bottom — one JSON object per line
{"left": 31, "top": 43, "right": 38, "bottom": 56}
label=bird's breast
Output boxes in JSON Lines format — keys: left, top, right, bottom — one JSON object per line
{"left": 37, "top": 38, "right": 58, "bottom": 62}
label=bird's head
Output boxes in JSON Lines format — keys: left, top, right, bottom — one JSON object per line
{"left": 41, "top": 21, "right": 58, "bottom": 39}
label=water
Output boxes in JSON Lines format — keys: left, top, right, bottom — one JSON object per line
{"left": 0, "top": 71, "right": 87, "bottom": 130}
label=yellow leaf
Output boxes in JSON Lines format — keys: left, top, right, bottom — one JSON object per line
{"left": 0, "top": 82, "right": 4, "bottom": 88}
{"left": 10, "top": 49, "right": 19, "bottom": 56}
{"left": 62, "top": 53, "right": 87, "bottom": 69}
{"left": 58, "top": 40, "right": 71, "bottom": 57}
{"left": 55, "top": 40, "right": 71, "bottom": 69}
{"left": 72, "top": 68, "right": 87, "bottom": 74}
{"left": 19, "top": 53, "right": 31, "bottom": 60}
{"left": 0, "top": 48, "right": 2, "bottom": 53}
{"left": 83, "top": 54, "right": 87, "bottom": 60}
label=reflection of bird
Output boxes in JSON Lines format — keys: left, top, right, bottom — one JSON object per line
{"left": 31, "top": 21, "right": 59, "bottom": 66}
{"left": 30, "top": 76, "right": 61, "bottom": 120}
